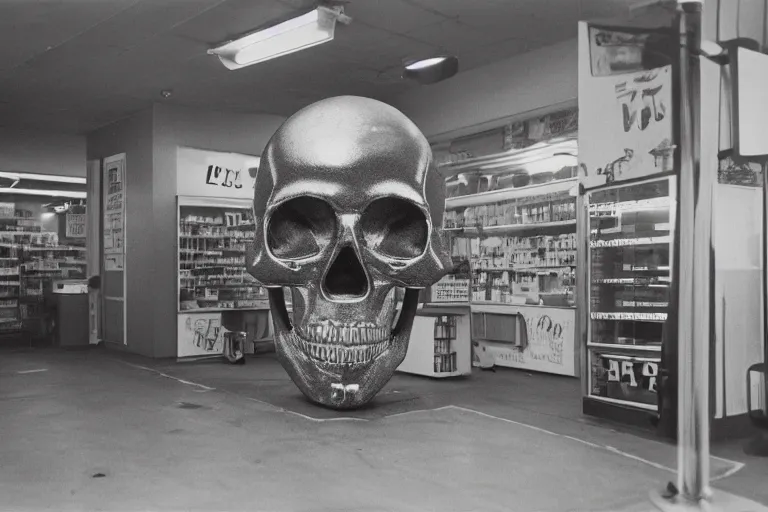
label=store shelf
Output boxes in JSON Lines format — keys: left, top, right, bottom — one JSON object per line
{"left": 449, "top": 219, "right": 576, "bottom": 237}
{"left": 177, "top": 203, "right": 267, "bottom": 312}
{"left": 445, "top": 178, "right": 578, "bottom": 209}
{"left": 178, "top": 305, "right": 270, "bottom": 313}
{"left": 587, "top": 395, "right": 658, "bottom": 412}
{"left": 587, "top": 342, "right": 662, "bottom": 352}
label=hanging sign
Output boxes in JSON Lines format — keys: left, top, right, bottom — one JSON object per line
{"left": 103, "top": 153, "right": 126, "bottom": 271}
{"left": 177, "top": 147, "right": 259, "bottom": 199}
{"left": 65, "top": 212, "right": 87, "bottom": 238}
{"left": 578, "top": 24, "right": 676, "bottom": 188}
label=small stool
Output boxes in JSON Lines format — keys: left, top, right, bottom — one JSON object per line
{"left": 223, "top": 331, "right": 247, "bottom": 365}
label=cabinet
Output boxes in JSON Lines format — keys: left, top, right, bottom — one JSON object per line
{"left": 397, "top": 308, "right": 472, "bottom": 378}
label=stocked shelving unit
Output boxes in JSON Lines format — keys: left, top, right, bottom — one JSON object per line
{"left": 176, "top": 196, "right": 271, "bottom": 358}
{"left": 0, "top": 205, "right": 87, "bottom": 343}
{"left": 398, "top": 310, "right": 472, "bottom": 378}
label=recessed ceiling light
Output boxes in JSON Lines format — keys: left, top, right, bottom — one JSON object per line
{"left": 402, "top": 55, "right": 459, "bottom": 85}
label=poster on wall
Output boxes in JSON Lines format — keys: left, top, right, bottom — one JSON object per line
{"left": 66, "top": 212, "right": 87, "bottom": 238}
{"left": 177, "top": 312, "right": 231, "bottom": 358}
{"left": 176, "top": 147, "right": 259, "bottom": 199}
{"left": 718, "top": 152, "right": 763, "bottom": 187}
{"left": 579, "top": 24, "right": 676, "bottom": 189}
{"left": 103, "top": 154, "right": 126, "bottom": 271}
{"left": 477, "top": 307, "right": 576, "bottom": 377}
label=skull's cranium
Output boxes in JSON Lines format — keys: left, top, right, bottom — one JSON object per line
{"left": 247, "top": 96, "right": 451, "bottom": 409}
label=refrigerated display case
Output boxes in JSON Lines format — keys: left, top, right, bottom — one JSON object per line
{"left": 585, "top": 176, "right": 675, "bottom": 417}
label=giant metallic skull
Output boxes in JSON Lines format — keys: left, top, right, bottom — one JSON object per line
{"left": 247, "top": 96, "right": 452, "bottom": 409}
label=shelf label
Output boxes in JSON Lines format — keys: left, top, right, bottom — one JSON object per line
{"left": 591, "top": 312, "right": 667, "bottom": 321}
{"left": 590, "top": 235, "right": 670, "bottom": 248}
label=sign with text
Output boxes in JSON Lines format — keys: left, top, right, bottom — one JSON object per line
{"left": 103, "top": 154, "right": 126, "bottom": 271}
{"left": 177, "top": 147, "right": 259, "bottom": 199}
{"left": 578, "top": 23, "right": 676, "bottom": 189}
{"left": 177, "top": 312, "right": 228, "bottom": 358}
{"left": 65, "top": 212, "right": 87, "bottom": 238}
{"left": 477, "top": 306, "right": 577, "bottom": 377}
{"left": 590, "top": 352, "right": 659, "bottom": 407}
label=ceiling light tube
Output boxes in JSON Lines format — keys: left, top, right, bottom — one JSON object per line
{"left": 208, "top": 7, "right": 348, "bottom": 70}
{"left": 0, "top": 189, "right": 86, "bottom": 198}
{"left": 0, "top": 171, "right": 86, "bottom": 184}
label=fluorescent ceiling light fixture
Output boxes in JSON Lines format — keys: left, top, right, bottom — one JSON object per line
{"left": 208, "top": 7, "right": 350, "bottom": 70}
{"left": 0, "top": 189, "right": 86, "bottom": 199}
{"left": 0, "top": 171, "right": 86, "bottom": 185}
{"left": 405, "top": 57, "right": 447, "bottom": 71}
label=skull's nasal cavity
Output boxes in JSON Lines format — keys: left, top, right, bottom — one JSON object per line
{"left": 324, "top": 247, "right": 368, "bottom": 298}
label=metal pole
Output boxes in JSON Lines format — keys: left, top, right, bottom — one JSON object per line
{"left": 675, "top": 0, "right": 712, "bottom": 504}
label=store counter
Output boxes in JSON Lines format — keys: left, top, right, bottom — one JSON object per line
{"left": 470, "top": 303, "right": 578, "bottom": 378}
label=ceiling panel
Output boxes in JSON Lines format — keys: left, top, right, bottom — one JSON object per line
{"left": 453, "top": 37, "right": 531, "bottom": 72}
{"left": 171, "top": 0, "right": 299, "bottom": 45}
{"left": 0, "top": 0, "right": 141, "bottom": 72}
{"left": 0, "top": 0, "right": 607, "bottom": 134}
{"left": 54, "top": 0, "right": 224, "bottom": 52}
{"left": 579, "top": 0, "right": 634, "bottom": 22}
{"left": 348, "top": 0, "right": 448, "bottom": 34}
{"left": 407, "top": 19, "right": 512, "bottom": 53}
{"left": 416, "top": 0, "right": 580, "bottom": 43}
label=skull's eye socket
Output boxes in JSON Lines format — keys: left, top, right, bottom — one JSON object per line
{"left": 361, "top": 198, "right": 428, "bottom": 259}
{"left": 267, "top": 197, "right": 335, "bottom": 259}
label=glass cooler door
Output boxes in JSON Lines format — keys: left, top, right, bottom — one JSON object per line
{"left": 586, "top": 176, "right": 676, "bottom": 411}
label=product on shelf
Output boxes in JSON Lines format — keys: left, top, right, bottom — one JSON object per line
{"left": 432, "top": 315, "right": 458, "bottom": 373}
{"left": 178, "top": 205, "right": 267, "bottom": 311}
{"left": 444, "top": 189, "right": 576, "bottom": 229}
{"left": 467, "top": 232, "right": 577, "bottom": 305}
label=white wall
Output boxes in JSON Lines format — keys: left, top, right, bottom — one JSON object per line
{"left": 391, "top": 39, "right": 578, "bottom": 140}
{"left": 0, "top": 127, "right": 86, "bottom": 177}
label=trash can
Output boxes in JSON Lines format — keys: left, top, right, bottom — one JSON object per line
{"left": 52, "top": 279, "right": 89, "bottom": 348}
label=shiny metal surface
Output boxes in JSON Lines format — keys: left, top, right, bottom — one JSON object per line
{"left": 672, "top": 0, "right": 712, "bottom": 507}
{"left": 247, "top": 96, "right": 452, "bottom": 409}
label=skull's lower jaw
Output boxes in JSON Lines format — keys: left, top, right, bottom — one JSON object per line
{"left": 266, "top": 288, "right": 421, "bottom": 410}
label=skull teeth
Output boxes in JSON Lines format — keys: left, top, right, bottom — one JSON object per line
{"left": 298, "top": 321, "right": 389, "bottom": 346}
{"left": 295, "top": 320, "right": 391, "bottom": 364}
{"left": 300, "top": 340, "right": 388, "bottom": 365}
